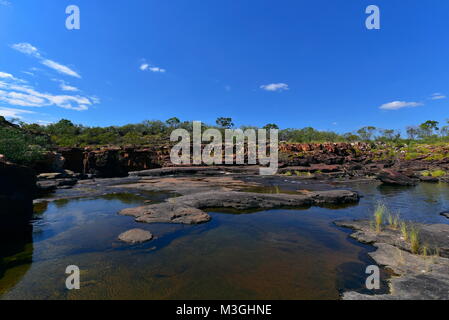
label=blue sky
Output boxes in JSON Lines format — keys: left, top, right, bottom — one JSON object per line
{"left": 0, "top": 0, "right": 448, "bottom": 133}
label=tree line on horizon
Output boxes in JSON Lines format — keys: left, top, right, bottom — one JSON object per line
{"left": 17, "top": 117, "right": 449, "bottom": 145}
{"left": 1, "top": 115, "right": 449, "bottom": 166}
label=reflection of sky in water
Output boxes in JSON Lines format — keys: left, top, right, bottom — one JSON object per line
{"left": 1, "top": 183, "right": 448, "bottom": 300}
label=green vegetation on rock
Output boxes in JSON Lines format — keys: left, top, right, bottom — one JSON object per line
{"left": 0, "top": 117, "right": 51, "bottom": 166}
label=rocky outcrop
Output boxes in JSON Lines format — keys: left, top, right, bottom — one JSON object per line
{"left": 129, "top": 166, "right": 260, "bottom": 177}
{"left": 56, "top": 147, "right": 167, "bottom": 178}
{"left": 0, "top": 159, "right": 36, "bottom": 236}
{"left": 335, "top": 220, "right": 449, "bottom": 300}
{"left": 419, "top": 176, "right": 439, "bottom": 183}
{"left": 118, "top": 229, "right": 153, "bottom": 244}
{"left": 377, "top": 169, "right": 417, "bottom": 186}
{"left": 120, "top": 190, "right": 360, "bottom": 225}
{"left": 22, "top": 142, "right": 449, "bottom": 181}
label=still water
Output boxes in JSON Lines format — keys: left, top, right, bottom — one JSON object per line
{"left": 1, "top": 182, "right": 448, "bottom": 300}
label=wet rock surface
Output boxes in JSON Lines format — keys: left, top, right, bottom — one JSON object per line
{"left": 118, "top": 229, "right": 153, "bottom": 244}
{"left": 120, "top": 190, "right": 360, "bottom": 225}
{"left": 335, "top": 220, "right": 449, "bottom": 300}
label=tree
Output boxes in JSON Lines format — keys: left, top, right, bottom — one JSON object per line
{"left": 440, "top": 126, "right": 449, "bottom": 138}
{"left": 263, "top": 124, "right": 279, "bottom": 130}
{"left": 379, "top": 129, "right": 400, "bottom": 141}
{"left": 216, "top": 117, "right": 234, "bottom": 129}
{"left": 406, "top": 126, "right": 419, "bottom": 140}
{"left": 342, "top": 133, "right": 360, "bottom": 142}
{"left": 46, "top": 119, "right": 80, "bottom": 136}
{"left": 166, "top": 117, "right": 181, "bottom": 127}
{"left": 357, "top": 126, "right": 377, "bottom": 141}
{"left": 419, "top": 120, "right": 439, "bottom": 138}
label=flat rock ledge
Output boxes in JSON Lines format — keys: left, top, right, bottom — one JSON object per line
{"left": 129, "top": 166, "right": 260, "bottom": 177}
{"left": 119, "top": 190, "right": 359, "bottom": 225}
{"left": 118, "top": 228, "right": 153, "bottom": 244}
{"left": 335, "top": 220, "right": 449, "bottom": 300}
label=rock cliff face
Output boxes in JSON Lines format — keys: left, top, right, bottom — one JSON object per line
{"left": 0, "top": 159, "right": 36, "bottom": 237}
{"left": 54, "top": 143, "right": 371, "bottom": 178}
{"left": 27, "top": 142, "right": 449, "bottom": 180}
{"left": 58, "top": 146, "right": 169, "bottom": 178}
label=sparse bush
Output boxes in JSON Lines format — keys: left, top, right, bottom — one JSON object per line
{"left": 431, "top": 169, "right": 446, "bottom": 178}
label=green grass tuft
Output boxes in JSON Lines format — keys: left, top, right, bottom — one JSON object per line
{"left": 409, "top": 226, "right": 420, "bottom": 254}
{"left": 373, "top": 203, "right": 387, "bottom": 233}
{"left": 400, "top": 221, "right": 408, "bottom": 241}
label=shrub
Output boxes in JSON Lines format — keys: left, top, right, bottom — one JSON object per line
{"left": 431, "top": 169, "right": 446, "bottom": 178}
{"left": 0, "top": 127, "right": 50, "bottom": 166}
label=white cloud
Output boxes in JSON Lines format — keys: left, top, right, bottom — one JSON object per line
{"left": 260, "top": 83, "right": 289, "bottom": 92}
{"left": 89, "top": 96, "right": 101, "bottom": 104}
{"left": 54, "top": 79, "right": 79, "bottom": 92}
{"left": 0, "top": 72, "right": 15, "bottom": 79}
{"left": 11, "top": 42, "right": 81, "bottom": 78}
{"left": 35, "top": 120, "right": 54, "bottom": 125}
{"left": 140, "top": 61, "right": 166, "bottom": 73}
{"left": 41, "top": 59, "right": 81, "bottom": 78}
{"left": 60, "top": 84, "right": 79, "bottom": 92}
{"left": 149, "top": 67, "right": 166, "bottom": 73}
{"left": 140, "top": 63, "right": 149, "bottom": 71}
{"left": 0, "top": 107, "right": 34, "bottom": 119}
{"left": 0, "top": 0, "right": 11, "bottom": 6}
{"left": 430, "top": 93, "right": 446, "bottom": 100}
{"left": 379, "top": 101, "right": 423, "bottom": 110}
{"left": 0, "top": 72, "right": 97, "bottom": 111}
{"left": 11, "top": 43, "right": 40, "bottom": 57}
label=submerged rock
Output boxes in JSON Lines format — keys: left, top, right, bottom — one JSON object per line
{"left": 118, "top": 228, "right": 153, "bottom": 244}
{"left": 440, "top": 212, "right": 449, "bottom": 219}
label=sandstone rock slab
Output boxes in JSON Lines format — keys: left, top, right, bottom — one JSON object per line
{"left": 120, "top": 190, "right": 359, "bottom": 225}
{"left": 118, "top": 228, "right": 153, "bottom": 244}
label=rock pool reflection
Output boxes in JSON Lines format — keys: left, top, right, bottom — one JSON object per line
{"left": 1, "top": 182, "right": 448, "bottom": 299}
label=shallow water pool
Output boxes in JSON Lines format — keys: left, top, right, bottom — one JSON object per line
{"left": 1, "top": 182, "right": 448, "bottom": 300}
